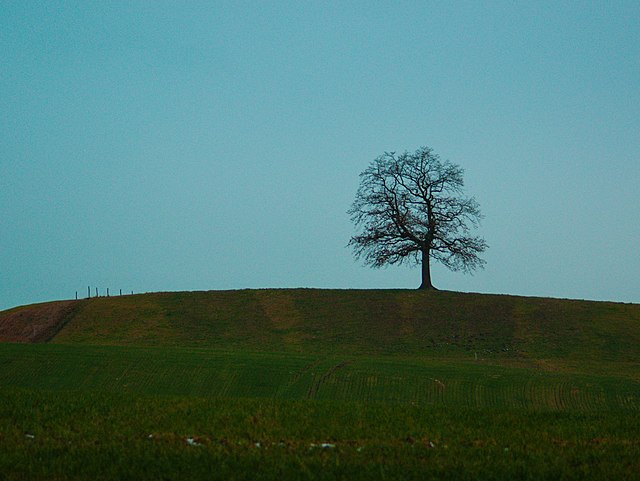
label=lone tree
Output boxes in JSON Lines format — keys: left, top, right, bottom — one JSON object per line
{"left": 348, "top": 146, "right": 488, "bottom": 290}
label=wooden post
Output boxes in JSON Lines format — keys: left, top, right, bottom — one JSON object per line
{"left": 88, "top": 286, "right": 91, "bottom": 299}
{"left": 96, "top": 287, "right": 98, "bottom": 297}
{"left": 107, "top": 288, "right": 109, "bottom": 297}
{"left": 120, "top": 289, "right": 122, "bottom": 296}
{"left": 75, "top": 291, "right": 78, "bottom": 300}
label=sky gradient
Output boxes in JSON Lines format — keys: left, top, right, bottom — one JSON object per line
{"left": 2, "top": 1, "right": 639, "bottom": 310}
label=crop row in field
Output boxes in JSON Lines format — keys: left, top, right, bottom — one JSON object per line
{"left": 0, "top": 343, "right": 637, "bottom": 411}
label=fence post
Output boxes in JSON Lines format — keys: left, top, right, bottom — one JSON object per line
{"left": 88, "top": 286, "right": 90, "bottom": 299}
{"left": 96, "top": 287, "right": 98, "bottom": 297}
{"left": 107, "top": 288, "right": 109, "bottom": 297}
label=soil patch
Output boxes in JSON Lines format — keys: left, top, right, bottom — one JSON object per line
{"left": 0, "top": 300, "right": 81, "bottom": 343}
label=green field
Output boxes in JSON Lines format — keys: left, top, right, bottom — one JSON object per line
{"left": 1, "top": 289, "right": 639, "bottom": 479}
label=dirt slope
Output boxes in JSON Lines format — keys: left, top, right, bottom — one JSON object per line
{"left": 0, "top": 300, "right": 81, "bottom": 343}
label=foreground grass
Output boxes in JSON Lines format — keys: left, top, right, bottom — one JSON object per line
{"left": 0, "top": 343, "right": 639, "bottom": 479}
{"left": 1, "top": 389, "right": 639, "bottom": 481}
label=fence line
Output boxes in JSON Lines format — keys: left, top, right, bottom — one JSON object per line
{"left": 80, "top": 287, "right": 135, "bottom": 300}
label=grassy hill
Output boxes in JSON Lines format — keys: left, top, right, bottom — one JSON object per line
{"left": 1, "top": 289, "right": 639, "bottom": 480}
{"left": 3, "top": 289, "right": 640, "bottom": 370}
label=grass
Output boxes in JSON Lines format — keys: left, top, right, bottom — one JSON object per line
{"left": 1, "top": 389, "right": 639, "bottom": 481}
{"left": 41, "top": 289, "right": 639, "bottom": 361}
{"left": 0, "top": 343, "right": 638, "bottom": 409}
{"left": 1, "top": 289, "right": 639, "bottom": 479}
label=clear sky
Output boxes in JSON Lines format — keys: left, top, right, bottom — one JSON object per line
{"left": 1, "top": 1, "right": 639, "bottom": 310}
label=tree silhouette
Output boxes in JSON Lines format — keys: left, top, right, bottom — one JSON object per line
{"left": 348, "top": 146, "right": 487, "bottom": 289}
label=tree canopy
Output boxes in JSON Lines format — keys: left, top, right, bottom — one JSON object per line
{"left": 348, "top": 146, "right": 487, "bottom": 289}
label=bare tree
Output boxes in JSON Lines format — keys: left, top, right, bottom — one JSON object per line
{"left": 348, "top": 146, "right": 488, "bottom": 290}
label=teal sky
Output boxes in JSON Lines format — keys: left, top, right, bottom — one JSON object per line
{"left": 1, "top": 1, "right": 639, "bottom": 310}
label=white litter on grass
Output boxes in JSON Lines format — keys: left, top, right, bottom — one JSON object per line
{"left": 356, "top": 447, "right": 364, "bottom": 452}
{"left": 254, "top": 442, "right": 261, "bottom": 448}
{"left": 148, "top": 434, "right": 153, "bottom": 439}
{"left": 429, "top": 441, "right": 435, "bottom": 448}
{"left": 186, "top": 437, "right": 202, "bottom": 447}
{"left": 431, "top": 378, "right": 445, "bottom": 388}
{"left": 310, "top": 443, "right": 335, "bottom": 449}
{"left": 25, "top": 434, "right": 35, "bottom": 439}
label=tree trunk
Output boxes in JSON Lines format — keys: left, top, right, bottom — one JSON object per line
{"left": 418, "top": 247, "right": 435, "bottom": 290}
